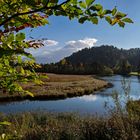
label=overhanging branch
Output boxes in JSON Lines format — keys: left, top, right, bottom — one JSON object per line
{"left": 0, "top": 0, "right": 70, "bottom": 27}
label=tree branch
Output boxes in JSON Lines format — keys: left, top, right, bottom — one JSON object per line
{"left": 0, "top": 0, "right": 70, "bottom": 27}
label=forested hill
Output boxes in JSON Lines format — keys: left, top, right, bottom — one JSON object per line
{"left": 37, "top": 45, "right": 140, "bottom": 75}
{"left": 65, "top": 45, "right": 140, "bottom": 68}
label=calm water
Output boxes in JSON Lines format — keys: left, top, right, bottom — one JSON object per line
{"left": 0, "top": 75, "right": 140, "bottom": 115}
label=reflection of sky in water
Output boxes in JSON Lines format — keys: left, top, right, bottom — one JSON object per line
{"left": 79, "top": 95, "right": 97, "bottom": 102}
{"left": 0, "top": 75, "right": 140, "bottom": 115}
{"left": 101, "top": 75, "right": 140, "bottom": 97}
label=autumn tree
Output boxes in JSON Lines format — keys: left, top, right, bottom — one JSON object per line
{"left": 0, "top": 0, "right": 133, "bottom": 95}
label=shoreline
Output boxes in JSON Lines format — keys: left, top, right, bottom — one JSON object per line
{"left": 0, "top": 83, "right": 113, "bottom": 103}
{"left": 0, "top": 74, "right": 113, "bottom": 103}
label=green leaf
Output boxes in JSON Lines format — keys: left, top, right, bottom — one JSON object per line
{"left": 4, "top": 59, "right": 9, "bottom": 66}
{"left": 122, "top": 18, "right": 133, "bottom": 23}
{"left": 79, "top": 16, "right": 88, "bottom": 24}
{"left": 94, "top": 4, "right": 103, "bottom": 10}
{"left": 17, "top": 56, "right": 22, "bottom": 64}
{"left": 41, "top": 18, "right": 49, "bottom": 25}
{"left": 105, "top": 16, "right": 112, "bottom": 24}
{"left": 27, "top": 54, "right": 34, "bottom": 59}
{"left": 79, "top": 1, "right": 86, "bottom": 9}
{"left": 112, "top": 7, "right": 117, "bottom": 16}
{"left": 0, "top": 71, "right": 4, "bottom": 76}
{"left": 71, "top": 0, "right": 77, "bottom": 5}
{"left": 0, "top": 63, "right": 2, "bottom": 69}
{"left": 7, "top": 33, "right": 14, "bottom": 44}
{"left": 9, "top": 68, "right": 13, "bottom": 73}
{"left": 85, "top": 0, "right": 95, "bottom": 7}
{"left": 16, "top": 33, "right": 25, "bottom": 41}
{"left": 118, "top": 21, "right": 125, "bottom": 27}
{"left": 91, "top": 17, "right": 98, "bottom": 24}
{"left": 1, "top": 35, "right": 5, "bottom": 42}
{"left": 90, "top": 4, "right": 102, "bottom": 11}
{"left": 115, "top": 12, "right": 127, "bottom": 18}
{"left": 21, "top": 67, "right": 25, "bottom": 75}
{"left": 111, "top": 19, "right": 118, "bottom": 25}
{"left": 103, "top": 10, "right": 112, "bottom": 15}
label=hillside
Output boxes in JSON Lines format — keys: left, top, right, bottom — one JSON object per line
{"left": 37, "top": 45, "right": 140, "bottom": 75}
{"left": 65, "top": 45, "right": 140, "bottom": 68}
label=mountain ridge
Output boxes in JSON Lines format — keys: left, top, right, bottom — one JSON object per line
{"left": 37, "top": 45, "right": 140, "bottom": 75}
{"left": 64, "top": 45, "right": 140, "bottom": 69}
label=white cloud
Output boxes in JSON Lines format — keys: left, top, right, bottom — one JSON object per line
{"left": 66, "top": 37, "right": 97, "bottom": 48}
{"left": 29, "top": 37, "right": 97, "bottom": 63}
{"left": 44, "top": 39, "right": 59, "bottom": 46}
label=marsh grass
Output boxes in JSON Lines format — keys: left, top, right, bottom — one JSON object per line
{"left": 0, "top": 109, "right": 140, "bottom": 140}
{"left": 0, "top": 74, "right": 110, "bottom": 102}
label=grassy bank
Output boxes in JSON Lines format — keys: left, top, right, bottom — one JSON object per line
{"left": 0, "top": 111, "right": 140, "bottom": 140}
{"left": 0, "top": 74, "right": 112, "bottom": 102}
{"left": 129, "top": 72, "right": 140, "bottom": 76}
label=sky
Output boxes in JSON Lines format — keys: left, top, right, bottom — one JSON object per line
{"left": 26, "top": 0, "right": 140, "bottom": 63}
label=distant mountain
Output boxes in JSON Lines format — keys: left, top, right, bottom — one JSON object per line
{"left": 65, "top": 45, "right": 140, "bottom": 70}
{"left": 36, "top": 45, "right": 140, "bottom": 75}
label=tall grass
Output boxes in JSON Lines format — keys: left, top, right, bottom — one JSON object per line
{"left": 0, "top": 110, "right": 140, "bottom": 140}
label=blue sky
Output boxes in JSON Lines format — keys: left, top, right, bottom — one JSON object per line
{"left": 26, "top": 0, "right": 140, "bottom": 63}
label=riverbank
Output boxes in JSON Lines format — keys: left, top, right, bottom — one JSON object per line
{"left": 0, "top": 74, "right": 112, "bottom": 102}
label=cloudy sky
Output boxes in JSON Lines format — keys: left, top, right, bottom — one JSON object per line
{"left": 28, "top": 38, "right": 97, "bottom": 63}
{"left": 25, "top": 0, "right": 140, "bottom": 63}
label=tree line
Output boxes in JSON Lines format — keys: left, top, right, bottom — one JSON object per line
{"left": 36, "top": 45, "right": 140, "bottom": 75}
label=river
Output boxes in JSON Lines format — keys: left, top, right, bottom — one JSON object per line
{"left": 0, "top": 75, "right": 140, "bottom": 115}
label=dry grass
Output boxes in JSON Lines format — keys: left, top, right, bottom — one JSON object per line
{"left": 0, "top": 111, "right": 140, "bottom": 140}
{"left": 129, "top": 72, "right": 140, "bottom": 76}
{"left": 0, "top": 73, "right": 111, "bottom": 102}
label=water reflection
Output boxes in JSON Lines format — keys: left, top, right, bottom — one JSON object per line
{"left": 79, "top": 95, "right": 97, "bottom": 102}
{"left": 137, "top": 76, "right": 140, "bottom": 83}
